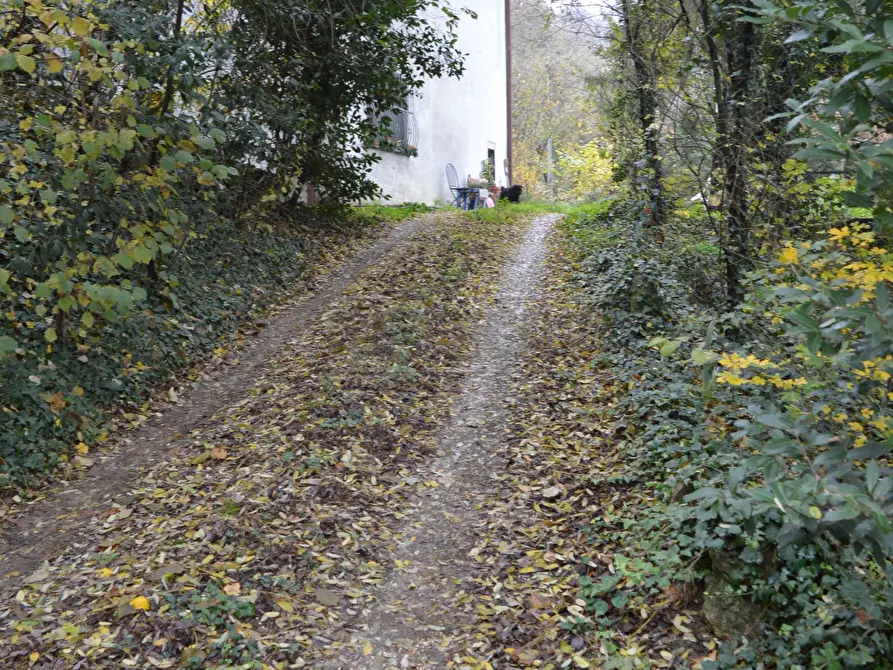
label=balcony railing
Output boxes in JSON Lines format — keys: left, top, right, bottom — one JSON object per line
{"left": 370, "top": 109, "right": 418, "bottom": 157}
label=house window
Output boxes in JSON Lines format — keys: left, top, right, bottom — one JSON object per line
{"left": 370, "top": 105, "right": 419, "bottom": 157}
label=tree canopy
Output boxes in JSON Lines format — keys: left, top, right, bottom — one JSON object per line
{"left": 0, "top": 0, "right": 466, "bottom": 483}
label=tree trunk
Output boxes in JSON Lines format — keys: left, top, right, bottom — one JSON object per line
{"left": 157, "top": 0, "right": 186, "bottom": 119}
{"left": 723, "top": 2, "right": 756, "bottom": 307}
{"left": 695, "top": 0, "right": 730, "bottom": 186}
{"left": 621, "top": 0, "right": 665, "bottom": 232}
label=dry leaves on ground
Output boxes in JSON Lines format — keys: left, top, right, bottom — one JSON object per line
{"left": 0, "top": 212, "right": 525, "bottom": 669}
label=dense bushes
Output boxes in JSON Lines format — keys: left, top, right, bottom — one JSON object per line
{"left": 564, "top": 195, "right": 893, "bottom": 668}
{"left": 0, "top": 0, "right": 462, "bottom": 486}
{"left": 563, "top": 0, "right": 893, "bottom": 659}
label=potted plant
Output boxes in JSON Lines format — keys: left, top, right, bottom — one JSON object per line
{"left": 480, "top": 158, "right": 495, "bottom": 187}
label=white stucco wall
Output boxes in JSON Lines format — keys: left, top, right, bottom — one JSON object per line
{"left": 368, "top": 0, "right": 508, "bottom": 204}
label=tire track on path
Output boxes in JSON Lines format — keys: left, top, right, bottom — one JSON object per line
{"left": 0, "top": 217, "right": 424, "bottom": 584}
{"left": 341, "top": 214, "right": 559, "bottom": 669}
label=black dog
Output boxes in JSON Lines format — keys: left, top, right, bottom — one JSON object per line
{"left": 499, "top": 184, "right": 523, "bottom": 203}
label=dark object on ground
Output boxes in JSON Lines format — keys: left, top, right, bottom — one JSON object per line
{"left": 500, "top": 185, "right": 523, "bottom": 203}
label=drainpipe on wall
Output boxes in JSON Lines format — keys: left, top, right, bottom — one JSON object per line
{"left": 504, "top": 0, "right": 513, "bottom": 185}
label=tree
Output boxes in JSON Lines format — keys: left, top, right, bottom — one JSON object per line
{"left": 619, "top": 0, "right": 667, "bottom": 228}
{"left": 511, "top": 0, "right": 607, "bottom": 200}
{"left": 0, "top": 0, "right": 469, "bottom": 476}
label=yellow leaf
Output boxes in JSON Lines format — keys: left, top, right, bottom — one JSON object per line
{"left": 363, "top": 642, "right": 373, "bottom": 656}
{"left": 45, "top": 54, "right": 63, "bottom": 73}
{"left": 129, "top": 595, "right": 150, "bottom": 611}
{"left": 572, "top": 655, "right": 590, "bottom": 668}
{"left": 29, "top": 651, "right": 39, "bottom": 663}
{"left": 71, "top": 17, "right": 91, "bottom": 37}
{"left": 98, "top": 567, "right": 113, "bottom": 577}
{"left": 275, "top": 598, "right": 294, "bottom": 612}
{"left": 15, "top": 54, "right": 36, "bottom": 75}
{"left": 76, "top": 442, "right": 89, "bottom": 455}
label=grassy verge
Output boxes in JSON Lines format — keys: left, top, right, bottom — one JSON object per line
{"left": 448, "top": 213, "right": 715, "bottom": 670}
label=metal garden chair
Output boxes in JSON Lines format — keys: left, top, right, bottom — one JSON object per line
{"left": 446, "top": 163, "right": 479, "bottom": 210}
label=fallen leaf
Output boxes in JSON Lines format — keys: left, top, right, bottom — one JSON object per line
{"left": 210, "top": 446, "right": 228, "bottom": 460}
{"left": 223, "top": 582, "right": 241, "bottom": 595}
{"left": 275, "top": 598, "right": 294, "bottom": 613}
{"left": 672, "top": 614, "right": 692, "bottom": 634}
{"left": 542, "top": 486, "right": 561, "bottom": 499}
{"left": 44, "top": 392, "right": 66, "bottom": 413}
{"left": 24, "top": 568, "right": 50, "bottom": 584}
{"left": 147, "top": 563, "right": 188, "bottom": 581}
{"left": 190, "top": 452, "right": 210, "bottom": 465}
{"left": 856, "top": 609, "right": 873, "bottom": 624}
{"left": 527, "top": 593, "right": 554, "bottom": 610}
{"left": 315, "top": 587, "right": 340, "bottom": 607}
{"left": 130, "top": 595, "right": 151, "bottom": 611}
{"left": 692, "top": 651, "right": 717, "bottom": 669}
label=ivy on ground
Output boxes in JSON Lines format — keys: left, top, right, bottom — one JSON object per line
{"left": 0, "top": 210, "right": 390, "bottom": 489}
{"left": 549, "top": 201, "right": 893, "bottom": 669}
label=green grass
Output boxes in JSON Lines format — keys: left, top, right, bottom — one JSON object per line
{"left": 353, "top": 202, "right": 435, "bottom": 223}
{"left": 462, "top": 200, "right": 568, "bottom": 224}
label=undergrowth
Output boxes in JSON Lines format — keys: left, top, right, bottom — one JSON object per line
{"left": 562, "top": 199, "right": 893, "bottom": 668}
{"left": 0, "top": 207, "right": 416, "bottom": 490}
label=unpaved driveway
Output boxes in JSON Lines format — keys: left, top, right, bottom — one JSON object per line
{"left": 341, "top": 215, "right": 558, "bottom": 668}
{"left": 0, "top": 217, "right": 423, "bottom": 582}
{"left": 0, "top": 211, "right": 540, "bottom": 670}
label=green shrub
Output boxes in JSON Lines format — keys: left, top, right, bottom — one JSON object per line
{"left": 1, "top": 0, "right": 461, "bottom": 488}
{"left": 564, "top": 207, "right": 893, "bottom": 668}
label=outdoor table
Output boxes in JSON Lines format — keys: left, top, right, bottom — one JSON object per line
{"left": 455, "top": 187, "right": 485, "bottom": 210}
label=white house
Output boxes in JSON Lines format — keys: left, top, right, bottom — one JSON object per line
{"left": 368, "top": 0, "right": 512, "bottom": 204}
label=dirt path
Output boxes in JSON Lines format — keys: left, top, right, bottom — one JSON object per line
{"left": 342, "top": 214, "right": 558, "bottom": 669}
{"left": 0, "top": 211, "right": 537, "bottom": 670}
{"left": 0, "top": 217, "right": 423, "bottom": 582}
